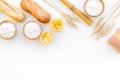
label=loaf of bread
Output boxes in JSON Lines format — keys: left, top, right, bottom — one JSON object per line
{"left": 20, "top": 0, "right": 51, "bottom": 23}
{"left": 108, "top": 28, "right": 120, "bottom": 52}
{"left": 0, "top": 0, "right": 25, "bottom": 22}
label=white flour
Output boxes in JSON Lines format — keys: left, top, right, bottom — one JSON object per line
{"left": 0, "top": 22, "right": 16, "bottom": 38}
{"left": 24, "top": 22, "right": 41, "bottom": 39}
{"left": 85, "top": 0, "right": 103, "bottom": 16}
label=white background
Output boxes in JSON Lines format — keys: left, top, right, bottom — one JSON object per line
{"left": 0, "top": 0, "right": 120, "bottom": 80}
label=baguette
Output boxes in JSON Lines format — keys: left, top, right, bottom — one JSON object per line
{"left": 20, "top": 0, "right": 51, "bottom": 23}
{"left": 0, "top": 0, "right": 25, "bottom": 22}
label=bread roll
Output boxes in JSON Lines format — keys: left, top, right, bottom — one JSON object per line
{"left": 21, "top": 0, "right": 51, "bottom": 23}
{"left": 108, "top": 28, "right": 120, "bottom": 52}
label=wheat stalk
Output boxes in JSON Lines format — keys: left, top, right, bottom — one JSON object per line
{"left": 43, "top": 0, "right": 79, "bottom": 28}
{"left": 93, "top": 0, "right": 120, "bottom": 37}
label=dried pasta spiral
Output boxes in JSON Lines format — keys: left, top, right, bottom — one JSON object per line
{"left": 50, "top": 18, "right": 63, "bottom": 31}
{"left": 40, "top": 32, "right": 53, "bottom": 45}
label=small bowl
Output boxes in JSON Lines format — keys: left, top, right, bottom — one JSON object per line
{"left": 0, "top": 20, "right": 16, "bottom": 40}
{"left": 84, "top": 0, "right": 105, "bottom": 17}
{"left": 23, "top": 20, "right": 42, "bottom": 40}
